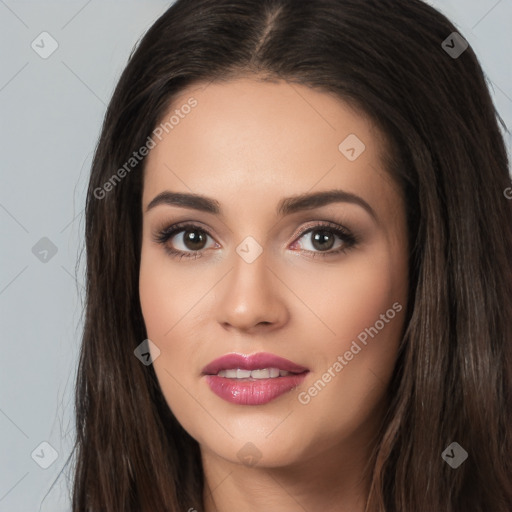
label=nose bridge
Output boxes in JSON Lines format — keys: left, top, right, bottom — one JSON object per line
{"left": 216, "top": 240, "right": 286, "bottom": 329}
{"left": 229, "top": 242, "right": 273, "bottom": 304}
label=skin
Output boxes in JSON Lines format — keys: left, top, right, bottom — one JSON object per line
{"left": 139, "top": 76, "right": 409, "bottom": 512}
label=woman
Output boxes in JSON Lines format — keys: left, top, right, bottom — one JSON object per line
{"left": 72, "top": 0, "right": 512, "bottom": 510}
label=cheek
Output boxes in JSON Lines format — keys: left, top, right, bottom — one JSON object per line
{"left": 291, "top": 248, "right": 406, "bottom": 440}
{"left": 139, "top": 248, "right": 190, "bottom": 380}
{"left": 139, "top": 260, "right": 171, "bottom": 337}
{"left": 139, "top": 251, "right": 205, "bottom": 438}
{"left": 287, "top": 247, "right": 405, "bottom": 351}
{"left": 139, "top": 245, "right": 203, "bottom": 341}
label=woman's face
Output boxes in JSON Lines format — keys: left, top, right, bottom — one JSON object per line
{"left": 139, "top": 77, "right": 408, "bottom": 469}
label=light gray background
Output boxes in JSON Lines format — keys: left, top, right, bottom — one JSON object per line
{"left": 0, "top": 1, "right": 510, "bottom": 510}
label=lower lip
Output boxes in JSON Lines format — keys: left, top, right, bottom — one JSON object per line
{"left": 204, "top": 373, "right": 308, "bottom": 405}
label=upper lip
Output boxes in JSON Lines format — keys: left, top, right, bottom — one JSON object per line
{"left": 201, "top": 352, "right": 309, "bottom": 375}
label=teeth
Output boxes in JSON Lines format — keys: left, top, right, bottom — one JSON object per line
{"left": 216, "top": 368, "right": 292, "bottom": 379}
{"left": 269, "top": 368, "right": 280, "bottom": 378}
{"left": 251, "top": 368, "right": 271, "bottom": 379}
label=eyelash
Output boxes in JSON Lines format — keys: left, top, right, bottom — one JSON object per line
{"left": 152, "top": 221, "right": 358, "bottom": 261}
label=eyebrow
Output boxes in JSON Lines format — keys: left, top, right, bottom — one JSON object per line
{"left": 146, "top": 189, "right": 377, "bottom": 221}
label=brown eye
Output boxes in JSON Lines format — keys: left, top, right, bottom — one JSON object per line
{"left": 153, "top": 223, "right": 217, "bottom": 259}
{"left": 310, "top": 229, "right": 336, "bottom": 251}
{"left": 180, "top": 229, "right": 208, "bottom": 251}
{"left": 292, "top": 222, "right": 357, "bottom": 258}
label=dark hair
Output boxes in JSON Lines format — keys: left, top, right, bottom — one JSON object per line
{"left": 72, "top": 0, "right": 512, "bottom": 510}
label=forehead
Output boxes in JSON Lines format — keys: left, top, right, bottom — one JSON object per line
{"left": 142, "top": 77, "right": 396, "bottom": 219}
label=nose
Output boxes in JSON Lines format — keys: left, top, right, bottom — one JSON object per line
{"left": 216, "top": 250, "right": 289, "bottom": 334}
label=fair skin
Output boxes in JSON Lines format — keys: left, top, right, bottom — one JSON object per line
{"left": 139, "top": 76, "right": 409, "bottom": 512}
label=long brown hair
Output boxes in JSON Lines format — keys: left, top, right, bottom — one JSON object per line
{"left": 72, "top": 0, "right": 512, "bottom": 510}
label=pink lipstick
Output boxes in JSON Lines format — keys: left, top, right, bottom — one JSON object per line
{"left": 202, "top": 352, "right": 309, "bottom": 405}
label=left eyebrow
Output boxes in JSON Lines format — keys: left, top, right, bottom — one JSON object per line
{"left": 145, "top": 189, "right": 377, "bottom": 222}
{"left": 277, "top": 189, "right": 377, "bottom": 221}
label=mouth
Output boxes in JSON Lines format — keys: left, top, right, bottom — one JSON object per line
{"left": 215, "top": 368, "right": 298, "bottom": 379}
{"left": 202, "top": 352, "right": 309, "bottom": 405}
{"left": 201, "top": 351, "right": 309, "bottom": 376}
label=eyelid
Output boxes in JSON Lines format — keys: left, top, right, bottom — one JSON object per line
{"left": 152, "top": 221, "right": 217, "bottom": 246}
{"left": 293, "top": 219, "right": 352, "bottom": 238}
{"left": 152, "top": 219, "right": 357, "bottom": 259}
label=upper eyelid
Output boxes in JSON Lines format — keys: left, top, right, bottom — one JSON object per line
{"left": 156, "top": 220, "right": 352, "bottom": 246}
